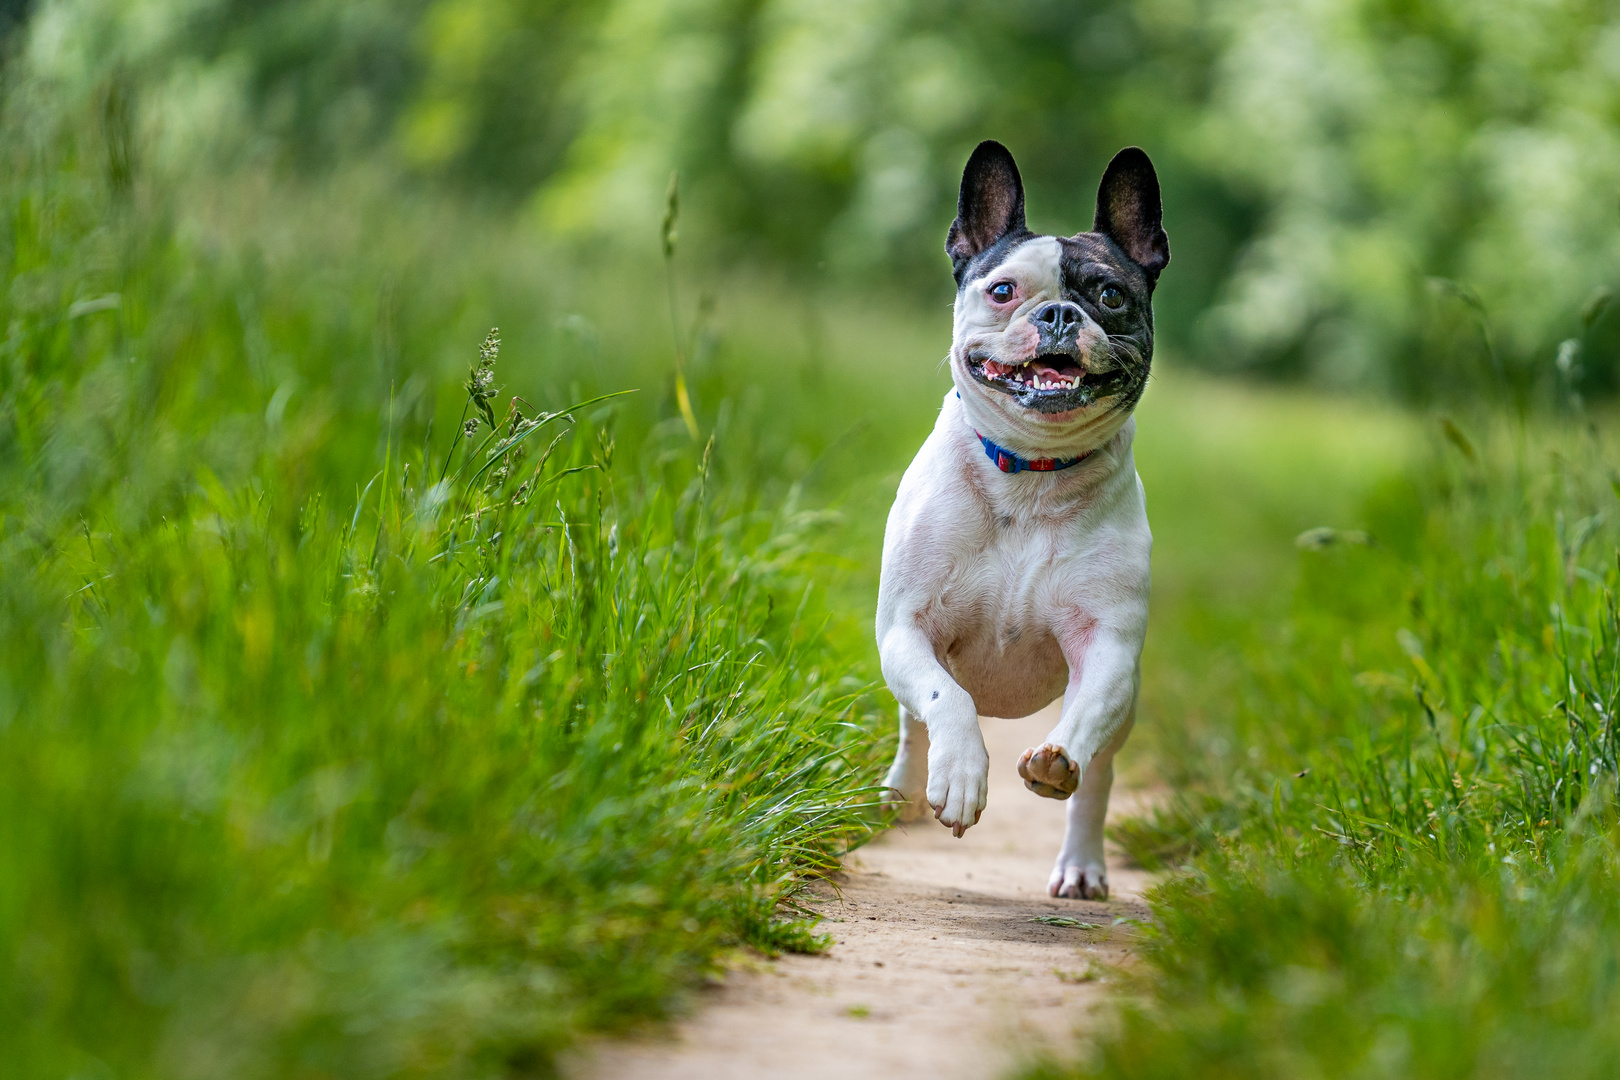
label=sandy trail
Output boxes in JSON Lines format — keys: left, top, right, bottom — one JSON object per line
{"left": 568, "top": 704, "right": 1155, "bottom": 1080}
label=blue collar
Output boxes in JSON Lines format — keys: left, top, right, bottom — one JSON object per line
{"left": 974, "top": 430, "right": 1092, "bottom": 473}
{"left": 956, "top": 391, "right": 1093, "bottom": 474}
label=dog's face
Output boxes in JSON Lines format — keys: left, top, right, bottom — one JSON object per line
{"left": 946, "top": 142, "right": 1169, "bottom": 440}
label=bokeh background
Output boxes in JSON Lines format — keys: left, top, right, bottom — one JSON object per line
{"left": 17, "top": 0, "right": 1620, "bottom": 399}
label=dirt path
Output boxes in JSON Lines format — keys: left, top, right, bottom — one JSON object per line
{"left": 567, "top": 704, "right": 1155, "bottom": 1080}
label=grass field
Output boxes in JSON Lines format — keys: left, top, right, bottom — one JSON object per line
{"left": 0, "top": 96, "right": 921, "bottom": 1078}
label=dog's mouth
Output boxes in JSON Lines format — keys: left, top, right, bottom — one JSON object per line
{"left": 967, "top": 351, "right": 1133, "bottom": 411}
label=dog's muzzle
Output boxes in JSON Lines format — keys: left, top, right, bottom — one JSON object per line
{"left": 967, "top": 305, "right": 1139, "bottom": 414}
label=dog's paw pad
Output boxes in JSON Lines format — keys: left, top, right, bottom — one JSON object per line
{"left": 1023, "top": 779, "right": 1069, "bottom": 799}
{"left": 1049, "top": 864, "right": 1109, "bottom": 900}
{"left": 1017, "top": 743, "right": 1079, "bottom": 798}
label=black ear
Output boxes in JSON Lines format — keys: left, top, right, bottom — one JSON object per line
{"left": 947, "top": 141, "right": 1027, "bottom": 277}
{"left": 1093, "top": 147, "right": 1169, "bottom": 278}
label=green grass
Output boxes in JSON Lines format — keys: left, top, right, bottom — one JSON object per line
{"left": 0, "top": 91, "right": 902, "bottom": 1079}
{"left": 1023, "top": 400, "right": 1620, "bottom": 1076}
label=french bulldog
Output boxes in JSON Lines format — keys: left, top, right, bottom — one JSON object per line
{"left": 876, "top": 140, "right": 1167, "bottom": 899}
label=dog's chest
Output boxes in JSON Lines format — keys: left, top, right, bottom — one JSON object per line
{"left": 921, "top": 522, "right": 1075, "bottom": 719}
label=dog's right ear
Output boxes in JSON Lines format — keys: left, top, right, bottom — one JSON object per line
{"left": 1094, "top": 147, "right": 1169, "bottom": 279}
{"left": 947, "top": 141, "right": 1027, "bottom": 280}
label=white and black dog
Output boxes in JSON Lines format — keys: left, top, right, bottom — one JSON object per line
{"left": 877, "top": 141, "right": 1167, "bottom": 900}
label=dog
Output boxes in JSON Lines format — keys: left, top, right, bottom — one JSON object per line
{"left": 876, "top": 140, "right": 1167, "bottom": 900}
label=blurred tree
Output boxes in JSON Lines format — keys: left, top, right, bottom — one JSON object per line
{"left": 394, "top": 0, "right": 595, "bottom": 189}
{"left": 1185, "top": 0, "right": 1620, "bottom": 401}
{"left": 0, "top": 0, "right": 30, "bottom": 43}
{"left": 13, "top": 0, "right": 1620, "bottom": 399}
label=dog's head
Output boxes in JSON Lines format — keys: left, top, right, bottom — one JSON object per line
{"left": 947, "top": 141, "right": 1168, "bottom": 454}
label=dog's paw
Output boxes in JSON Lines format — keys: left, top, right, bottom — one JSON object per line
{"left": 925, "top": 738, "right": 989, "bottom": 838}
{"left": 1018, "top": 743, "right": 1079, "bottom": 799}
{"left": 1049, "top": 861, "right": 1109, "bottom": 900}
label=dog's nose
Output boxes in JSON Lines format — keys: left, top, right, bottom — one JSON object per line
{"left": 1032, "top": 301, "right": 1083, "bottom": 335}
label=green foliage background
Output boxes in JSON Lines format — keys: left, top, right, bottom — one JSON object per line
{"left": 18, "top": 0, "right": 1620, "bottom": 398}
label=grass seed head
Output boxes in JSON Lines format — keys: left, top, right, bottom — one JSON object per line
{"left": 465, "top": 327, "right": 501, "bottom": 429}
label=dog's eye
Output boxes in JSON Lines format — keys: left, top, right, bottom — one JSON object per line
{"left": 988, "top": 281, "right": 1016, "bottom": 304}
{"left": 1099, "top": 286, "right": 1126, "bottom": 311}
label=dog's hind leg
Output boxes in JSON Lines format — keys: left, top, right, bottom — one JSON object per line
{"left": 881, "top": 706, "right": 931, "bottom": 822}
{"left": 1046, "top": 660, "right": 1137, "bottom": 899}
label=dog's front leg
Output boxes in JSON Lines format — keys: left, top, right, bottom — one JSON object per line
{"left": 1018, "top": 624, "right": 1140, "bottom": 797}
{"left": 1018, "top": 624, "right": 1142, "bottom": 897}
{"left": 878, "top": 626, "right": 988, "bottom": 837}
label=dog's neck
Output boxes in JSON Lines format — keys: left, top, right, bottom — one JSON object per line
{"left": 942, "top": 389, "right": 1135, "bottom": 512}
{"left": 950, "top": 378, "right": 1136, "bottom": 463}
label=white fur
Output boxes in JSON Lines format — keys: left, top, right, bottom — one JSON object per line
{"left": 876, "top": 238, "right": 1150, "bottom": 900}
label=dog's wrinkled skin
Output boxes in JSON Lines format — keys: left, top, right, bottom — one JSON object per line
{"left": 876, "top": 141, "right": 1168, "bottom": 900}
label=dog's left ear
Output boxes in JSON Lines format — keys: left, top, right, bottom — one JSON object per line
{"left": 947, "top": 140, "right": 1027, "bottom": 280}
{"left": 1094, "top": 147, "right": 1169, "bottom": 279}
